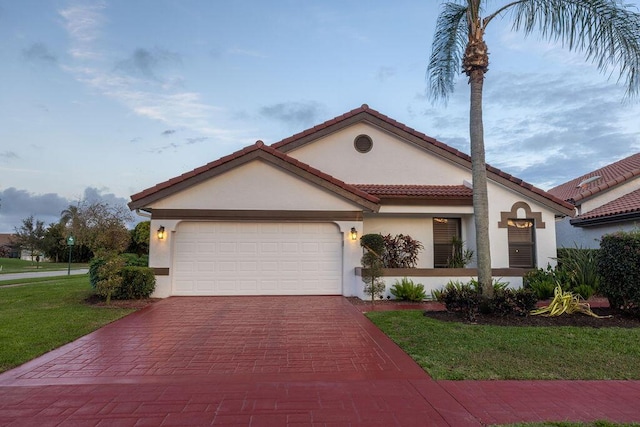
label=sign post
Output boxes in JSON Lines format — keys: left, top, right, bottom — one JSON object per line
{"left": 67, "top": 236, "right": 75, "bottom": 276}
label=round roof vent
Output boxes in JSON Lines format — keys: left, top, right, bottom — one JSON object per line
{"left": 354, "top": 134, "right": 373, "bottom": 153}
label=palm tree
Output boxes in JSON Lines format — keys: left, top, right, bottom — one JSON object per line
{"left": 427, "top": 0, "right": 640, "bottom": 297}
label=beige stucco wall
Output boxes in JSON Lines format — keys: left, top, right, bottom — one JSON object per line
{"left": 149, "top": 159, "right": 360, "bottom": 211}
{"left": 287, "top": 123, "right": 471, "bottom": 185}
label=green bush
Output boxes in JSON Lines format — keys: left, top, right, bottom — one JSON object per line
{"left": 89, "top": 256, "right": 155, "bottom": 301}
{"left": 573, "top": 284, "right": 596, "bottom": 300}
{"left": 360, "top": 234, "right": 385, "bottom": 302}
{"left": 390, "top": 278, "right": 426, "bottom": 302}
{"left": 437, "top": 280, "right": 481, "bottom": 322}
{"left": 597, "top": 231, "right": 640, "bottom": 315}
{"left": 523, "top": 266, "right": 557, "bottom": 300}
{"left": 489, "top": 288, "right": 538, "bottom": 317}
{"left": 557, "top": 246, "right": 600, "bottom": 293}
{"left": 114, "top": 266, "right": 156, "bottom": 300}
{"left": 120, "top": 253, "right": 149, "bottom": 267}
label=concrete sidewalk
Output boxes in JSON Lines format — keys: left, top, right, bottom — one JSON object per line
{"left": 0, "top": 296, "right": 638, "bottom": 426}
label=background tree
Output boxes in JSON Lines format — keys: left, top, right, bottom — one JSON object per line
{"left": 128, "top": 221, "right": 150, "bottom": 256}
{"left": 41, "top": 223, "right": 67, "bottom": 262}
{"left": 59, "top": 200, "right": 133, "bottom": 257}
{"left": 427, "top": 0, "right": 640, "bottom": 297}
{"left": 13, "top": 215, "right": 46, "bottom": 262}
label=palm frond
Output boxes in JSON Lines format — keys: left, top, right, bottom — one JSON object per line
{"left": 427, "top": 2, "right": 469, "bottom": 103}
{"left": 508, "top": 0, "right": 640, "bottom": 98}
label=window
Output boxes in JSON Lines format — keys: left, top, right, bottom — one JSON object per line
{"left": 508, "top": 219, "right": 535, "bottom": 268}
{"left": 354, "top": 134, "right": 373, "bottom": 153}
{"left": 433, "top": 217, "right": 460, "bottom": 267}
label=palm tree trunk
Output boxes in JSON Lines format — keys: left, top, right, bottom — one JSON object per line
{"left": 469, "top": 67, "right": 493, "bottom": 297}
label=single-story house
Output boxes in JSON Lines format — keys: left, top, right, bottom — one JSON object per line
{"left": 129, "top": 105, "right": 574, "bottom": 299}
{"left": 548, "top": 153, "right": 640, "bottom": 249}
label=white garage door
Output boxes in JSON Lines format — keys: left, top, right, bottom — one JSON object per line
{"left": 172, "top": 222, "right": 343, "bottom": 295}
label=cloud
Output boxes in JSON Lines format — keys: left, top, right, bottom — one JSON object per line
{"left": 0, "top": 186, "right": 132, "bottom": 233}
{"left": 115, "top": 47, "right": 181, "bottom": 81}
{"left": 228, "top": 47, "right": 267, "bottom": 59}
{"left": 186, "top": 137, "right": 208, "bottom": 145}
{"left": 0, "top": 151, "right": 19, "bottom": 162}
{"left": 58, "top": 2, "right": 106, "bottom": 59}
{"left": 260, "top": 101, "right": 325, "bottom": 127}
{"left": 375, "top": 66, "right": 396, "bottom": 82}
{"left": 162, "top": 129, "right": 176, "bottom": 136}
{"left": 22, "top": 43, "right": 57, "bottom": 65}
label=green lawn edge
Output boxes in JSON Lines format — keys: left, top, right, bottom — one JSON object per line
{"left": 367, "top": 310, "right": 640, "bottom": 380}
{"left": 0, "top": 276, "right": 137, "bottom": 373}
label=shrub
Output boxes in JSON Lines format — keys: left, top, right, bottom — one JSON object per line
{"left": 489, "top": 288, "right": 538, "bottom": 317}
{"left": 597, "top": 231, "right": 640, "bottom": 315}
{"left": 114, "top": 266, "right": 156, "bottom": 299}
{"left": 94, "top": 255, "right": 125, "bottom": 304}
{"left": 531, "top": 285, "right": 607, "bottom": 318}
{"left": 120, "top": 253, "right": 149, "bottom": 267}
{"left": 390, "top": 278, "right": 426, "bottom": 302}
{"left": 523, "top": 266, "right": 557, "bottom": 300}
{"left": 360, "top": 234, "right": 385, "bottom": 303}
{"left": 558, "top": 246, "right": 600, "bottom": 293}
{"left": 382, "top": 234, "right": 424, "bottom": 268}
{"left": 447, "top": 236, "right": 474, "bottom": 268}
{"left": 573, "top": 284, "right": 595, "bottom": 300}
{"left": 437, "top": 280, "right": 481, "bottom": 322}
{"left": 89, "top": 257, "right": 106, "bottom": 289}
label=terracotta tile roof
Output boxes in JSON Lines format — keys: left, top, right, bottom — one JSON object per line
{"left": 129, "top": 104, "right": 574, "bottom": 215}
{"left": 129, "top": 141, "right": 379, "bottom": 209}
{"left": 272, "top": 104, "right": 574, "bottom": 214}
{"left": 548, "top": 153, "right": 640, "bottom": 203}
{"left": 353, "top": 184, "right": 473, "bottom": 198}
{"left": 572, "top": 188, "right": 640, "bottom": 222}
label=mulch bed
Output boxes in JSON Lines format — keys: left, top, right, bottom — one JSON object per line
{"left": 348, "top": 297, "right": 640, "bottom": 328}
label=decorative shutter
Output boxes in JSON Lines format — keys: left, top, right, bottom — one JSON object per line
{"left": 433, "top": 218, "right": 460, "bottom": 267}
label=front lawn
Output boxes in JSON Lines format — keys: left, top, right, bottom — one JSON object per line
{"left": 367, "top": 310, "right": 640, "bottom": 380}
{"left": 0, "top": 276, "right": 136, "bottom": 373}
{"left": 0, "top": 257, "right": 88, "bottom": 274}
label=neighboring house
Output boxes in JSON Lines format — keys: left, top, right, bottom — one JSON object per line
{"left": 0, "top": 234, "right": 19, "bottom": 258}
{"left": 129, "top": 105, "right": 574, "bottom": 299}
{"left": 548, "top": 153, "right": 640, "bottom": 249}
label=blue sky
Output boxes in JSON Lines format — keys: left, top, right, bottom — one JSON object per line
{"left": 1, "top": 0, "right": 639, "bottom": 232}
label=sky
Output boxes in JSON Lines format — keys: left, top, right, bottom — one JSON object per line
{"left": 1, "top": 0, "right": 640, "bottom": 233}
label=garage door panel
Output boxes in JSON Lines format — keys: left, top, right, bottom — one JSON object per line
{"left": 172, "top": 222, "right": 342, "bottom": 295}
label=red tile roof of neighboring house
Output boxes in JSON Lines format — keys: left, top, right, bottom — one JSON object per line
{"left": 572, "top": 187, "right": 640, "bottom": 222}
{"left": 129, "top": 140, "right": 380, "bottom": 209}
{"left": 353, "top": 184, "right": 473, "bottom": 198}
{"left": 548, "top": 152, "right": 640, "bottom": 203}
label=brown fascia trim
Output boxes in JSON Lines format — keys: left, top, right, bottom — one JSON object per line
{"left": 151, "top": 209, "right": 364, "bottom": 221}
{"left": 152, "top": 267, "right": 170, "bottom": 276}
{"left": 355, "top": 267, "right": 532, "bottom": 277}
{"left": 569, "top": 211, "right": 640, "bottom": 227}
{"left": 129, "top": 150, "right": 379, "bottom": 212}
{"left": 378, "top": 197, "right": 472, "bottom": 206}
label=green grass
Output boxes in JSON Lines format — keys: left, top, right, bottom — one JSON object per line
{"left": 0, "top": 276, "right": 136, "bottom": 373}
{"left": 0, "top": 257, "right": 88, "bottom": 274}
{"left": 367, "top": 310, "right": 640, "bottom": 380}
{"left": 496, "top": 423, "right": 640, "bottom": 427}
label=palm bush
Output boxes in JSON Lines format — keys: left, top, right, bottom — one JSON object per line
{"left": 390, "top": 278, "right": 427, "bottom": 302}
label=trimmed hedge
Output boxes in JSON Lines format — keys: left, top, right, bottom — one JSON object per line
{"left": 115, "top": 266, "right": 156, "bottom": 300}
{"left": 89, "top": 256, "right": 155, "bottom": 300}
{"left": 597, "top": 231, "right": 640, "bottom": 315}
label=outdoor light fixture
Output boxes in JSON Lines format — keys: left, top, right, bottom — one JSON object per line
{"left": 350, "top": 227, "right": 358, "bottom": 241}
{"left": 157, "top": 226, "right": 166, "bottom": 240}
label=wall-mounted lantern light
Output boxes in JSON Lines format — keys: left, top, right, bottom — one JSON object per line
{"left": 157, "top": 226, "right": 166, "bottom": 240}
{"left": 350, "top": 227, "right": 358, "bottom": 241}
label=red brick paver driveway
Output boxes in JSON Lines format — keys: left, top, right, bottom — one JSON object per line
{"left": 1, "top": 296, "right": 639, "bottom": 426}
